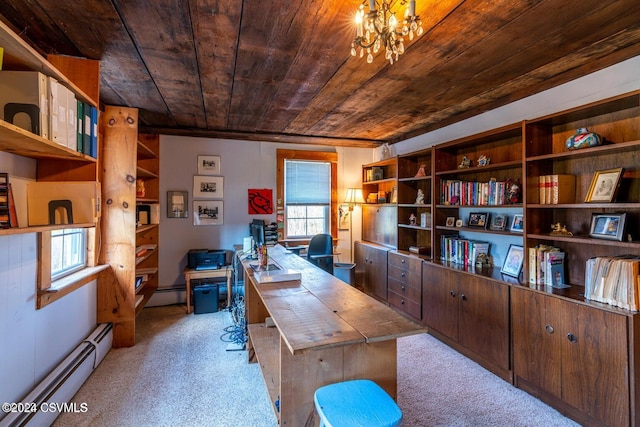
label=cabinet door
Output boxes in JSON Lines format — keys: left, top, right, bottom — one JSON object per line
{"left": 458, "top": 276, "right": 510, "bottom": 371}
{"left": 422, "top": 263, "right": 457, "bottom": 339}
{"left": 362, "top": 205, "right": 397, "bottom": 247}
{"left": 354, "top": 242, "right": 368, "bottom": 290}
{"left": 367, "top": 246, "right": 388, "bottom": 301}
{"left": 354, "top": 242, "right": 388, "bottom": 301}
{"left": 512, "top": 288, "right": 562, "bottom": 397}
{"left": 562, "top": 304, "right": 629, "bottom": 426}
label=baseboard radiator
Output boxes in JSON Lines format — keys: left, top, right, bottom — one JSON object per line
{"left": 0, "top": 323, "right": 112, "bottom": 427}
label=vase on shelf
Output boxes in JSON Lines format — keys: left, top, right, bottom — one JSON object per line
{"left": 565, "top": 128, "right": 602, "bottom": 150}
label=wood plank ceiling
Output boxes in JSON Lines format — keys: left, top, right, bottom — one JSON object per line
{"left": 1, "top": 0, "right": 639, "bottom": 148}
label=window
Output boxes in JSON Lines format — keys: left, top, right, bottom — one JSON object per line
{"left": 51, "top": 228, "right": 87, "bottom": 280}
{"left": 285, "top": 160, "right": 331, "bottom": 237}
{"left": 277, "top": 150, "right": 338, "bottom": 241}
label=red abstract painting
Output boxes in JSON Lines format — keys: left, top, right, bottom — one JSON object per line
{"left": 248, "top": 189, "right": 273, "bottom": 214}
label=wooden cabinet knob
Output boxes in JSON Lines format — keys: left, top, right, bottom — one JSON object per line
{"left": 567, "top": 333, "right": 577, "bottom": 343}
{"left": 450, "top": 290, "right": 456, "bottom": 297}
{"left": 545, "top": 324, "right": 554, "bottom": 334}
{"left": 460, "top": 294, "right": 467, "bottom": 301}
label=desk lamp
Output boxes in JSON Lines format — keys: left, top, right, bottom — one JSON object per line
{"left": 344, "top": 188, "right": 365, "bottom": 262}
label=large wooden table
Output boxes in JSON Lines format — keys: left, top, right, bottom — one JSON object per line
{"left": 243, "top": 245, "right": 425, "bottom": 426}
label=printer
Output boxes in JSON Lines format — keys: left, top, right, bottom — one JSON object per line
{"left": 187, "top": 249, "right": 227, "bottom": 270}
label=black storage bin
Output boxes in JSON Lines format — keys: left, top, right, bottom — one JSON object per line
{"left": 193, "top": 284, "right": 219, "bottom": 314}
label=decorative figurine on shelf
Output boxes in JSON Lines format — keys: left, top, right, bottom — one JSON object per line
{"left": 415, "top": 189, "right": 425, "bottom": 204}
{"left": 550, "top": 223, "right": 573, "bottom": 236}
{"left": 475, "top": 253, "right": 492, "bottom": 268}
{"left": 565, "top": 128, "right": 603, "bottom": 150}
{"left": 136, "top": 179, "right": 145, "bottom": 198}
{"left": 458, "top": 156, "right": 472, "bottom": 169}
{"left": 415, "top": 164, "right": 427, "bottom": 177}
{"left": 506, "top": 179, "right": 522, "bottom": 204}
{"left": 409, "top": 213, "right": 417, "bottom": 225}
{"left": 380, "top": 143, "right": 391, "bottom": 159}
{"left": 477, "top": 154, "right": 491, "bottom": 166}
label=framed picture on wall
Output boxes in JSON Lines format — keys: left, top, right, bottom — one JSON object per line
{"left": 167, "top": 191, "right": 188, "bottom": 218}
{"left": 197, "top": 155, "right": 221, "bottom": 175}
{"left": 193, "top": 200, "right": 223, "bottom": 225}
{"left": 193, "top": 176, "right": 223, "bottom": 198}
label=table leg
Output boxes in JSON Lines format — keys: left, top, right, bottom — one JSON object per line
{"left": 185, "top": 275, "right": 192, "bottom": 314}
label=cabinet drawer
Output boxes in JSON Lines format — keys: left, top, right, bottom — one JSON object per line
{"left": 388, "top": 264, "right": 421, "bottom": 289}
{"left": 388, "top": 290, "right": 421, "bottom": 320}
{"left": 388, "top": 252, "right": 422, "bottom": 274}
{"left": 388, "top": 277, "right": 421, "bottom": 302}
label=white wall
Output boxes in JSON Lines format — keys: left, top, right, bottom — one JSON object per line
{"left": 0, "top": 152, "right": 97, "bottom": 409}
{"left": 388, "top": 55, "right": 640, "bottom": 156}
{"left": 158, "top": 138, "right": 371, "bottom": 288}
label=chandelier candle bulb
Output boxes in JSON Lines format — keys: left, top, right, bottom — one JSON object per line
{"left": 408, "top": 0, "right": 415, "bottom": 16}
{"left": 369, "top": 0, "right": 375, "bottom": 10}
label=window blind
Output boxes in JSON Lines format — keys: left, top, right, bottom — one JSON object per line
{"left": 285, "top": 160, "right": 331, "bottom": 204}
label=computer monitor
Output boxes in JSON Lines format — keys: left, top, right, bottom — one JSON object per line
{"left": 249, "top": 219, "right": 265, "bottom": 259}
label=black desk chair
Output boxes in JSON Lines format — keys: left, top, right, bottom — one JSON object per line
{"left": 307, "top": 233, "right": 334, "bottom": 274}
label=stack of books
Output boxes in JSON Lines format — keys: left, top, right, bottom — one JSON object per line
{"left": 585, "top": 256, "right": 640, "bottom": 310}
{"left": 528, "top": 245, "right": 567, "bottom": 287}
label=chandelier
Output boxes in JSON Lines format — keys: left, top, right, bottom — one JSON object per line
{"left": 350, "top": 0, "right": 423, "bottom": 64}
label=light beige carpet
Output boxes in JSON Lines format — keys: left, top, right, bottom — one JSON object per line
{"left": 54, "top": 305, "right": 578, "bottom": 426}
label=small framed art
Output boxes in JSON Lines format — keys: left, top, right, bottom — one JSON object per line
{"left": 193, "top": 176, "right": 223, "bottom": 199}
{"left": 589, "top": 213, "right": 626, "bottom": 241}
{"left": 468, "top": 212, "right": 489, "bottom": 229}
{"left": 489, "top": 214, "right": 507, "bottom": 231}
{"left": 501, "top": 244, "right": 524, "bottom": 277}
{"left": 197, "top": 155, "right": 221, "bottom": 175}
{"left": 193, "top": 200, "right": 223, "bottom": 225}
{"left": 445, "top": 217, "right": 455, "bottom": 227}
{"left": 167, "top": 191, "right": 188, "bottom": 218}
{"left": 510, "top": 214, "right": 524, "bottom": 232}
{"left": 585, "top": 168, "right": 623, "bottom": 203}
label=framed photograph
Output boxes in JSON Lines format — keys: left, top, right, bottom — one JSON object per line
{"left": 590, "top": 213, "right": 626, "bottom": 241}
{"left": 585, "top": 167, "right": 623, "bottom": 203}
{"left": 510, "top": 214, "right": 524, "bottom": 232}
{"left": 193, "top": 200, "right": 223, "bottom": 225}
{"left": 445, "top": 217, "right": 455, "bottom": 227}
{"left": 390, "top": 186, "right": 397, "bottom": 203}
{"left": 338, "top": 204, "right": 350, "bottom": 230}
{"left": 489, "top": 214, "right": 507, "bottom": 231}
{"left": 455, "top": 219, "right": 463, "bottom": 227}
{"left": 193, "top": 176, "right": 223, "bottom": 198}
{"left": 167, "top": 191, "right": 188, "bottom": 218}
{"left": 467, "top": 212, "right": 489, "bottom": 229}
{"left": 197, "top": 155, "right": 221, "bottom": 175}
{"left": 501, "top": 244, "right": 524, "bottom": 277}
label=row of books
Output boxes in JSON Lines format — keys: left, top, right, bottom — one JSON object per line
{"left": 440, "top": 179, "right": 513, "bottom": 206}
{"left": 537, "top": 174, "right": 575, "bottom": 204}
{"left": 364, "top": 166, "right": 384, "bottom": 182}
{"left": 440, "top": 235, "right": 490, "bottom": 266}
{"left": 528, "top": 244, "right": 566, "bottom": 287}
{"left": 0, "top": 173, "right": 17, "bottom": 229}
{"left": 0, "top": 70, "right": 98, "bottom": 158}
{"left": 585, "top": 256, "right": 640, "bottom": 311}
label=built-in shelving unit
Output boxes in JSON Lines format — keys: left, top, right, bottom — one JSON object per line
{"left": 0, "top": 20, "right": 100, "bottom": 238}
{"left": 98, "top": 106, "right": 160, "bottom": 347}
{"left": 359, "top": 90, "right": 640, "bottom": 426}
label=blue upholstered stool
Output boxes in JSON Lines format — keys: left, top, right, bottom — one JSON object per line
{"left": 314, "top": 379, "right": 403, "bottom": 427}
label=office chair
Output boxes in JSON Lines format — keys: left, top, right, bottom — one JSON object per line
{"left": 307, "top": 233, "right": 334, "bottom": 274}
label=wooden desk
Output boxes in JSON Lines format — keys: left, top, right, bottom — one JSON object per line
{"left": 182, "top": 266, "right": 231, "bottom": 314}
{"left": 243, "top": 245, "right": 425, "bottom": 426}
